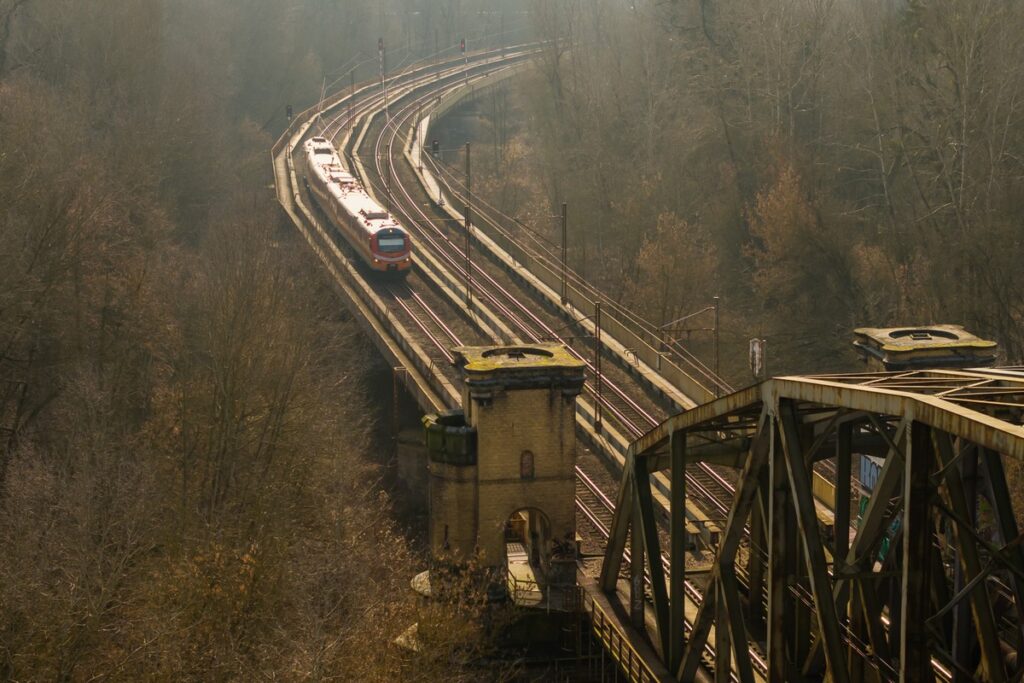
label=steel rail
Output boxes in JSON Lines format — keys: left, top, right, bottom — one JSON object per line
{"left": 574, "top": 465, "right": 769, "bottom": 680}
{"left": 367, "top": 76, "right": 771, "bottom": 681}
{"left": 304, "top": 47, "right": 1007, "bottom": 683}
{"left": 373, "top": 82, "right": 669, "bottom": 436}
{"left": 365, "top": 50, "right": 750, "bottom": 535}
{"left": 365, "top": 74, "right": 666, "bottom": 434}
{"left": 407, "top": 288, "right": 464, "bottom": 348}
{"left": 374, "top": 87, "right": 748, "bottom": 518}
{"left": 328, "top": 49, "right": 771, "bottom": 681}
{"left": 423, "top": 155, "right": 732, "bottom": 396}
{"left": 386, "top": 289, "right": 457, "bottom": 364}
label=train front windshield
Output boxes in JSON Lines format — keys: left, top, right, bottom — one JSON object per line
{"left": 378, "top": 236, "right": 406, "bottom": 253}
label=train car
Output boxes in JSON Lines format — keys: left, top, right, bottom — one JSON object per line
{"left": 302, "top": 137, "right": 412, "bottom": 275}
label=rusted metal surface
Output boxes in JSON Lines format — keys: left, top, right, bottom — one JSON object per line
{"left": 631, "top": 370, "right": 1024, "bottom": 461}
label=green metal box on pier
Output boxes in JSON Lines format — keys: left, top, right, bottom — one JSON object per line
{"left": 422, "top": 410, "right": 477, "bottom": 466}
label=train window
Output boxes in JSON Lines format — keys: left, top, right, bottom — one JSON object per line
{"left": 314, "top": 147, "right": 333, "bottom": 155}
{"left": 362, "top": 210, "right": 388, "bottom": 220}
{"left": 377, "top": 237, "right": 406, "bottom": 253}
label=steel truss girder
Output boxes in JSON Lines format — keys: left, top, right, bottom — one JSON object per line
{"left": 599, "top": 370, "right": 1024, "bottom": 682}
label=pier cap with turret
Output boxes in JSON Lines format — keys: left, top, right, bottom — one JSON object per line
{"left": 852, "top": 324, "right": 997, "bottom": 370}
{"left": 452, "top": 344, "right": 586, "bottom": 398}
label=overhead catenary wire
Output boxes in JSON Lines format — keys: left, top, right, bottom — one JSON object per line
{"left": 424, "top": 148, "right": 731, "bottom": 394}
{"left": 305, "top": 44, "right": 780, "bottom": 681}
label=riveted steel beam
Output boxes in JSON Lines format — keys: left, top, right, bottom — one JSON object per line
{"left": 721, "top": 568, "right": 756, "bottom": 683}
{"left": 857, "top": 578, "right": 892, "bottom": 665}
{"left": 668, "top": 431, "right": 687, "bottom": 672}
{"left": 631, "top": 483, "right": 646, "bottom": 630}
{"left": 779, "top": 399, "right": 850, "bottom": 683}
{"left": 981, "top": 447, "right": 1024, "bottom": 671}
{"left": 635, "top": 462, "right": 669, "bottom": 655}
{"left": 834, "top": 421, "right": 852, "bottom": 604}
{"left": 719, "top": 410, "right": 770, "bottom": 562}
{"left": 804, "top": 418, "right": 907, "bottom": 668}
{"left": 846, "top": 418, "right": 908, "bottom": 565}
{"left": 631, "top": 374, "right": 1024, "bottom": 465}
{"left": 747, "top": 482, "right": 767, "bottom": 638}
{"left": 767, "top": 413, "right": 796, "bottom": 681}
{"left": 934, "top": 432, "right": 1004, "bottom": 682}
{"left": 678, "top": 575, "right": 716, "bottom": 682}
{"left": 678, "top": 411, "right": 770, "bottom": 682}
{"left": 715, "top": 580, "right": 731, "bottom": 683}
{"left": 609, "top": 370, "right": 1024, "bottom": 681}
{"left": 600, "top": 464, "right": 633, "bottom": 592}
{"left": 900, "top": 422, "right": 935, "bottom": 683}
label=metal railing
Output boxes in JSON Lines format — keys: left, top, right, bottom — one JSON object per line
{"left": 580, "top": 587, "right": 663, "bottom": 683}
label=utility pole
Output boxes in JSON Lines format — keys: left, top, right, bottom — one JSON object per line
{"left": 561, "top": 203, "right": 568, "bottom": 305}
{"left": 378, "top": 37, "right": 389, "bottom": 123}
{"left": 762, "top": 338, "right": 768, "bottom": 379}
{"left": 315, "top": 77, "right": 327, "bottom": 132}
{"left": 595, "top": 301, "right": 602, "bottom": 434}
{"left": 465, "top": 142, "right": 472, "bottom": 307}
{"left": 713, "top": 295, "right": 720, "bottom": 395}
{"left": 461, "top": 37, "right": 468, "bottom": 84}
{"left": 435, "top": 29, "right": 440, "bottom": 79}
{"left": 386, "top": 142, "right": 393, "bottom": 214}
{"left": 348, "top": 69, "right": 355, "bottom": 127}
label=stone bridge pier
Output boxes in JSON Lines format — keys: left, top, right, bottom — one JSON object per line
{"left": 423, "top": 344, "right": 585, "bottom": 587}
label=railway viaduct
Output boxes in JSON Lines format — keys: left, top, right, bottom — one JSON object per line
{"left": 271, "top": 44, "right": 1024, "bottom": 682}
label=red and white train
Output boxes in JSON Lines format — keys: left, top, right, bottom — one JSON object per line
{"left": 302, "top": 137, "right": 411, "bottom": 275}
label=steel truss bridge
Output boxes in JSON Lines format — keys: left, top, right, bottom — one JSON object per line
{"left": 604, "top": 369, "right": 1024, "bottom": 682}
{"left": 271, "top": 43, "right": 1024, "bottom": 682}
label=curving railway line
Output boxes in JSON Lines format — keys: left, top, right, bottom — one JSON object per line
{"left": 274, "top": 44, "right": 769, "bottom": 681}
{"left": 329, "top": 47, "right": 770, "bottom": 680}
{"left": 350, "top": 46, "right": 747, "bottom": 534}
{"left": 273, "top": 44, "right": 1024, "bottom": 683}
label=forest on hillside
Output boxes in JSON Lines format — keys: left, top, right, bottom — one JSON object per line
{"left": 2, "top": 0, "right": 1023, "bottom": 679}
{"left": 467, "top": 0, "right": 1024, "bottom": 378}
{"left": 0, "top": 1, "right": 521, "bottom": 680}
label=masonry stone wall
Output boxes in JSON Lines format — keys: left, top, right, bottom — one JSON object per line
{"left": 428, "top": 462, "right": 478, "bottom": 561}
{"left": 470, "top": 387, "right": 576, "bottom": 566}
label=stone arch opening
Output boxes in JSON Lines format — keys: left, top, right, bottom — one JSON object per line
{"left": 504, "top": 507, "right": 551, "bottom": 571}
{"left": 503, "top": 505, "right": 577, "bottom": 608}
{"left": 504, "top": 507, "right": 553, "bottom": 605}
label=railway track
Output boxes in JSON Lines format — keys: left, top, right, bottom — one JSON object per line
{"left": 333, "top": 53, "right": 772, "bottom": 680}
{"left": 576, "top": 463, "right": 769, "bottom": 680}
{"left": 279, "top": 47, "right": 1018, "bottom": 683}
{"left": 358, "top": 54, "right": 754, "bottom": 519}
{"left": 286, "top": 48, "right": 973, "bottom": 683}
{"left": 297, "top": 48, "right": 977, "bottom": 683}
{"left": 575, "top": 466, "right": 617, "bottom": 549}
{"left": 420, "top": 145, "right": 733, "bottom": 399}
{"left": 386, "top": 283, "right": 463, "bottom": 363}
{"left": 297, "top": 57, "right": 515, "bottom": 395}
